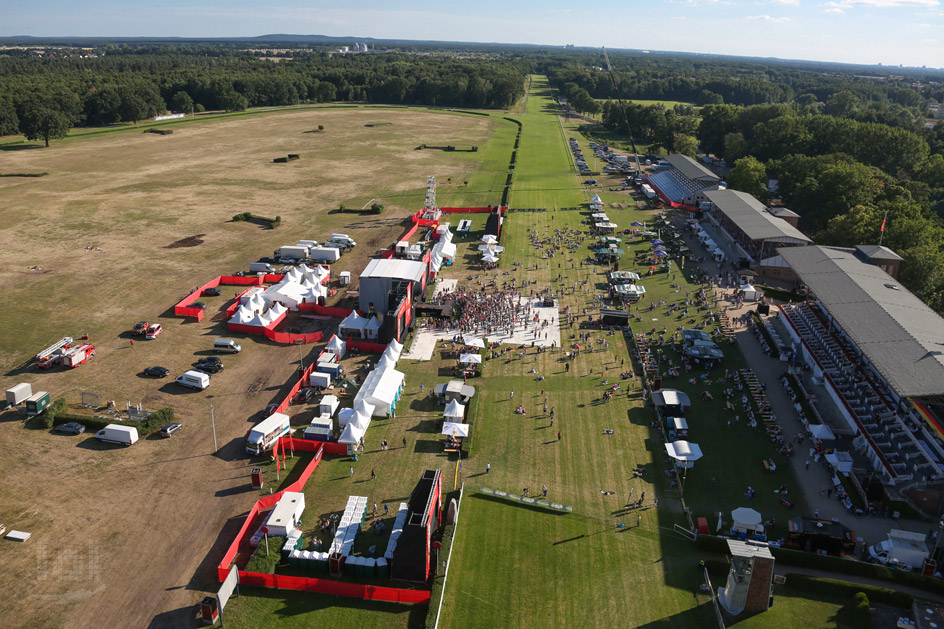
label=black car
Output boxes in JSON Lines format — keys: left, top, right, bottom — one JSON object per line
{"left": 203, "top": 287, "right": 222, "bottom": 297}
{"left": 293, "top": 388, "right": 316, "bottom": 404}
{"left": 192, "top": 302, "right": 207, "bottom": 310}
{"left": 197, "top": 356, "right": 222, "bottom": 367}
{"left": 143, "top": 366, "right": 170, "bottom": 378}
{"left": 258, "top": 256, "right": 275, "bottom": 264}
{"left": 55, "top": 422, "right": 86, "bottom": 435}
{"left": 195, "top": 362, "right": 223, "bottom": 374}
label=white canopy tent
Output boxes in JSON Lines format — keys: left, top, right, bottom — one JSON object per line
{"left": 463, "top": 336, "right": 485, "bottom": 348}
{"left": 481, "top": 234, "right": 498, "bottom": 244}
{"left": 482, "top": 254, "right": 499, "bottom": 264}
{"left": 825, "top": 451, "right": 854, "bottom": 474}
{"left": 809, "top": 423, "right": 836, "bottom": 441}
{"left": 739, "top": 284, "right": 761, "bottom": 302}
{"left": 590, "top": 193, "right": 603, "bottom": 204}
{"left": 441, "top": 422, "right": 470, "bottom": 437}
{"left": 731, "top": 507, "right": 762, "bottom": 529}
{"left": 338, "top": 420, "right": 368, "bottom": 446}
{"left": 353, "top": 368, "right": 405, "bottom": 416}
{"left": 458, "top": 353, "right": 482, "bottom": 364}
{"left": 339, "top": 311, "right": 368, "bottom": 338}
{"left": 651, "top": 389, "right": 692, "bottom": 408}
{"left": 477, "top": 244, "right": 505, "bottom": 253}
{"left": 325, "top": 334, "right": 346, "bottom": 358}
{"left": 443, "top": 399, "right": 465, "bottom": 420}
{"left": 664, "top": 440, "right": 703, "bottom": 469}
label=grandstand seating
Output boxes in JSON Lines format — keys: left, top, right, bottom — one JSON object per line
{"left": 648, "top": 169, "right": 714, "bottom": 204}
{"left": 780, "top": 302, "right": 941, "bottom": 485}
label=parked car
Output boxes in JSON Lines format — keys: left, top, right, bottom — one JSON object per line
{"left": 145, "top": 323, "right": 163, "bottom": 339}
{"left": 258, "top": 256, "right": 275, "bottom": 264}
{"left": 293, "top": 388, "right": 316, "bottom": 404}
{"left": 203, "top": 287, "right": 222, "bottom": 296}
{"left": 133, "top": 321, "right": 149, "bottom": 336}
{"left": 195, "top": 357, "right": 223, "bottom": 374}
{"left": 143, "top": 366, "right": 170, "bottom": 378}
{"left": 159, "top": 422, "right": 183, "bottom": 438}
{"left": 264, "top": 403, "right": 280, "bottom": 417}
{"left": 192, "top": 302, "right": 207, "bottom": 310}
{"left": 55, "top": 422, "right": 86, "bottom": 435}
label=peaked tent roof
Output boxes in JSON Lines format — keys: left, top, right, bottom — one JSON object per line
{"left": 443, "top": 399, "right": 465, "bottom": 419}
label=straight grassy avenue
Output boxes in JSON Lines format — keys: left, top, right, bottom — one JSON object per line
{"left": 437, "top": 76, "right": 714, "bottom": 629}
{"left": 557, "top": 112, "right": 810, "bottom": 523}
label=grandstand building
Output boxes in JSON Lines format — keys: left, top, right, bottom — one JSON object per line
{"left": 703, "top": 189, "right": 811, "bottom": 265}
{"left": 645, "top": 154, "right": 722, "bottom": 209}
{"left": 778, "top": 245, "right": 944, "bottom": 490}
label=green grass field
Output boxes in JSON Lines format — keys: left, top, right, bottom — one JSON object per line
{"left": 221, "top": 77, "right": 854, "bottom": 628}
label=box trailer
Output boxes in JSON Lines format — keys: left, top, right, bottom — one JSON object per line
{"left": 95, "top": 424, "right": 139, "bottom": 446}
{"left": 6, "top": 383, "right": 32, "bottom": 407}
{"left": 25, "top": 391, "right": 50, "bottom": 416}
{"left": 63, "top": 343, "right": 95, "bottom": 368}
{"left": 276, "top": 245, "right": 310, "bottom": 260}
{"left": 309, "top": 247, "right": 340, "bottom": 264}
{"left": 868, "top": 529, "right": 929, "bottom": 569}
{"left": 246, "top": 412, "right": 291, "bottom": 455}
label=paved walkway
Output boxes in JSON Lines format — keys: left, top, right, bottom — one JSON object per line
{"left": 402, "top": 295, "right": 561, "bottom": 361}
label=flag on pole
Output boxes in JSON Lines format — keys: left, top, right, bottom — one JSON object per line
{"left": 880, "top": 212, "right": 887, "bottom": 233}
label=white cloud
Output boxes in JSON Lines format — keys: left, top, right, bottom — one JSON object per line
{"left": 745, "top": 13, "right": 795, "bottom": 19}
{"left": 770, "top": 0, "right": 801, "bottom": 4}
{"left": 824, "top": 0, "right": 938, "bottom": 9}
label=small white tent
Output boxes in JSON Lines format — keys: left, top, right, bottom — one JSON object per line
{"left": 442, "top": 422, "right": 470, "bottom": 437}
{"left": 325, "top": 334, "right": 346, "bottom": 358}
{"left": 443, "top": 399, "right": 465, "bottom": 420}
{"left": 353, "top": 368, "right": 405, "bottom": 416}
{"left": 339, "top": 311, "right": 368, "bottom": 338}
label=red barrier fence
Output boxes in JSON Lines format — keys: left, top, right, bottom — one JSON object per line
{"left": 236, "top": 571, "right": 430, "bottom": 604}
{"left": 216, "top": 437, "right": 430, "bottom": 605}
{"left": 174, "top": 274, "right": 287, "bottom": 321}
{"left": 297, "top": 303, "right": 355, "bottom": 318}
{"left": 347, "top": 340, "right": 387, "bottom": 354}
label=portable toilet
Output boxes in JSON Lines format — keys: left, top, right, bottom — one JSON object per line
{"left": 339, "top": 271, "right": 351, "bottom": 286}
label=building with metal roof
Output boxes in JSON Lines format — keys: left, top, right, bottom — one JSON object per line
{"left": 704, "top": 189, "right": 811, "bottom": 264}
{"left": 645, "top": 154, "right": 722, "bottom": 208}
{"left": 777, "top": 245, "right": 944, "bottom": 487}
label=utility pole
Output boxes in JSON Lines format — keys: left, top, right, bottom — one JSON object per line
{"left": 211, "top": 404, "right": 218, "bottom": 453}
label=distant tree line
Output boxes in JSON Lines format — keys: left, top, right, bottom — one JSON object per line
{"left": 0, "top": 47, "right": 527, "bottom": 143}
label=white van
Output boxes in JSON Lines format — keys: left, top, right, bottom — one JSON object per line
{"left": 214, "top": 339, "right": 242, "bottom": 354}
{"left": 249, "top": 262, "right": 275, "bottom": 274}
{"left": 329, "top": 233, "right": 356, "bottom": 247}
{"left": 176, "top": 370, "right": 210, "bottom": 390}
{"left": 96, "top": 424, "right": 139, "bottom": 446}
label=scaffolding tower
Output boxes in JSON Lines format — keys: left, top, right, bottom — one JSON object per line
{"left": 422, "top": 176, "right": 441, "bottom": 221}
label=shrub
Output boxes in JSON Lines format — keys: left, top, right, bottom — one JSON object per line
{"left": 370, "top": 203, "right": 385, "bottom": 215}
{"left": 852, "top": 592, "right": 872, "bottom": 627}
{"left": 287, "top": 154, "right": 300, "bottom": 161}
{"left": 318, "top": 124, "right": 324, "bottom": 131}
{"left": 245, "top": 536, "right": 286, "bottom": 574}
{"left": 785, "top": 573, "right": 910, "bottom": 609}
{"left": 339, "top": 203, "right": 346, "bottom": 212}
{"left": 195, "top": 104, "right": 205, "bottom": 113}
{"left": 42, "top": 397, "right": 69, "bottom": 428}
{"left": 273, "top": 156, "right": 288, "bottom": 163}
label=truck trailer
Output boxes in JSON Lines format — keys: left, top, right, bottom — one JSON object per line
{"left": 308, "top": 247, "right": 341, "bottom": 264}
{"left": 25, "top": 391, "right": 51, "bottom": 416}
{"left": 276, "top": 245, "right": 310, "bottom": 261}
{"left": 246, "top": 412, "right": 291, "bottom": 455}
{"left": 5, "top": 383, "right": 32, "bottom": 407}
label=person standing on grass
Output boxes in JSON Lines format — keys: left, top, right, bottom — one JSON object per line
{"left": 557, "top": 431, "right": 562, "bottom": 442}
{"left": 542, "top": 484, "right": 548, "bottom": 498}
{"left": 510, "top": 390, "right": 514, "bottom": 400}
{"left": 486, "top": 462, "right": 491, "bottom": 474}
{"left": 371, "top": 469, "right": 376, "bottom": 481}
{"left": 384, "top": 503, "right": 389, "bottom": 516}
{"left": 349, "top": 466, "right": 354, "bottom": 477}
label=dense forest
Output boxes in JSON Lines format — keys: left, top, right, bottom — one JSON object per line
{"left": 0, "top": 47, "right": 527, "bottom": 144}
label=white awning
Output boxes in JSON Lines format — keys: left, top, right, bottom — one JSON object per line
{"left": 442, "top": 422, "right": 469, "bottom": 437}
{"left": 459, "top": 353, "right": 482, "bottom": 364}
{"left": 443, "top": 399, "right": 465, "bottom": 419}
{"left": 665, "top": 440, "right": 703, "bottom": 462}
{"left": 651, "top": 389, "right": 692, "bottom": 407}
{"left": 463, "top": 336, "right": 485, "bottom": 348}
{"left": 809, "top": 423, "right": 836, "bottom": 441}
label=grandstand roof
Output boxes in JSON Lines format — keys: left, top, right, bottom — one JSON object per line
{"left": 705, "top": 190, "right": 811, "bottom": 244}
{"left": 779, "top": 245, "right": 944, "bottom": 398}
{"left": 667, "top": 154, "right": 720, "bottom": 182}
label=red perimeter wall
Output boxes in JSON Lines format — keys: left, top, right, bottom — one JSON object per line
{"left": 216, "top": 437, "right": 429, "bottom": 604}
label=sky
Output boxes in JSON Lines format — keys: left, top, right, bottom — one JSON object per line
{"left": 2, "top": 0, "right": 943, "bottom": 68}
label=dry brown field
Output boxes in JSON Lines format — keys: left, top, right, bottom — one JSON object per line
{"left": 0, "top": 107, "right": 496, "bottom": 628}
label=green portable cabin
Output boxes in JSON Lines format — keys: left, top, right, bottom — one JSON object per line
{"left": 25, "top": 391, "right": 50, "bottom": 416}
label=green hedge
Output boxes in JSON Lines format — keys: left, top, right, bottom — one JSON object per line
{"left": 144, "top": 128, "right": 173, "bottom": 135}
{"left": 245, "top": 536, "right": 286, "bottom": 574}
{"left": 232, "top": 212, "right": 281, "bottom": 228}
{"left": 46, "top": 401, "right": 174, "bottom": 437}
{"left": 695, "top": 535, "right": 944, "bottom": 597}
{"left": 370, "top": 203, "right": 385, "bottom": 215}
{"left": 785, "top": 573, "right": 910, "bottom": 609}
{"left": 852, "top": 592, "right": 873, "bottom": 628}
{"left": 0, "top": 172, "right": 48, "bottom": 177}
